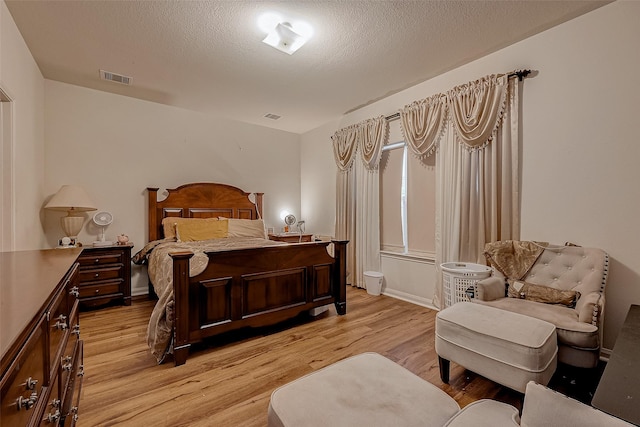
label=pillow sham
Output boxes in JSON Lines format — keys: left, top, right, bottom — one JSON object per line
{"left": 175, "top": 218, "right": 228, "bottom": 242}
{"left": 162, "top": 217, "right": 224, "bottom": 239}
{"left": 507, "top": 279, "right": 579, "bottom": 307}
{"left": 222, "top": 218, "right": 267, "bottom": 239}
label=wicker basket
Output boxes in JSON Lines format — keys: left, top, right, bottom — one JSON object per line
{"left": 441, "top": 262, "right": 492, "bottom": 307}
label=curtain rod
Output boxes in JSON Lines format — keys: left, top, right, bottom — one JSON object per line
{"left": 384, "top": 69, "right": 532, "bottom": 122}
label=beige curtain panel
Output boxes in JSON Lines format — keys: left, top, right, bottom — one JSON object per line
{"left": 399, "top": 94, "right": 447, "bottom": 157}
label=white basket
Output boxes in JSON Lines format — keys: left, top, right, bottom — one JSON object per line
{"left": 441, "top": 262, "right": 492, "bottom": 307}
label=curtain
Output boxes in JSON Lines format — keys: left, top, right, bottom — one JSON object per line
{"left": 332, "top": 116, "right": 387, "bottom": 288}
{"left": 400, "top": 94, "right": 447, "bottom": 157}
{"left": 433, "top": 75, "right": 520, "bottom": 308}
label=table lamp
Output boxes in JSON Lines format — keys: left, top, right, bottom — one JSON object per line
{"left": 45, "top": 185, "right": 97, "bottom": 246}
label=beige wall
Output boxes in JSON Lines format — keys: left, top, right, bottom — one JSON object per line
{"left": 44, "top": 80, "right": 302, "bottom": 296}
{"left": 300, "top": 1, "right": 640, "bottom": 350}
{"left": 0, "top": 1, "right": 46, "bottom": 250}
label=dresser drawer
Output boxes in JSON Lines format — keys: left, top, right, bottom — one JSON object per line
{"left": 59, "top": 304, "right": 80, "bottom": 394}
{"left": 78, "top": 251, "right": 123, "bottom": 267}
{"left": 39, "top": 375, "right": 61, "bottom": 426}
{"left": 78, "top": 281, "right": 122, "bottom": 299}
{"left": 62, "top": 341, "right": 83, "bottom": 427}
{"left": 47, "top": 289, "right": 69, "bottom": 377}
{"left": 78, "top": 266, "right": 122, "bottom": 284}
{"left": 0, "top": 317, "right": 46, "bottom": 427}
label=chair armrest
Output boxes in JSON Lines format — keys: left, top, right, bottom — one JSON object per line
{"left": 475, "top": 277, "right": 505, "bottom": 301}
{"left": 522, "top": 382, "right": 634, "bottom": 427}
{"left": 578, "top": 291, "right": 605, "bottom": 324}
{"left": 443, "top": 400, "right": 520, "bottom": 427}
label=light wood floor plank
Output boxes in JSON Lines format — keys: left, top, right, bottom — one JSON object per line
{"left": 78, "top": 287, "right": 600, "bottom": 426}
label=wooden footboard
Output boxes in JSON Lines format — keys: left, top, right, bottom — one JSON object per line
{"left": 169, "top": 240, "right": 348, "bottom": 366}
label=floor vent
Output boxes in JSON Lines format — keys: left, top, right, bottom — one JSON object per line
{"left": 100, "top": 69, "right": 132, "bottom": 85}
{"left": 264, "top": 113, "right": 281, "bottom": 120}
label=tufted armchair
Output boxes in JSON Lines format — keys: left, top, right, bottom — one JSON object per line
{"left": 473, "top": 241, "right": 609, "bottom": 368}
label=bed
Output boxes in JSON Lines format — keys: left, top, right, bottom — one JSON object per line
{"left": 138, "top": 182, "right": 347, "bottom": 366}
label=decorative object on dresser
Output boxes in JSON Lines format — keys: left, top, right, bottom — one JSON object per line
{"left": 1, "top": 249, "right": 84, "bottom": 427}
{"left": 91, "top": 211, "right": 114, "bottom": 247}
{"left": 140, "top": 182, "right": 348, "bottom": 366}
{"left": 45, "top": 185, "right": 97, "bottom": 247}
{"left": 77, "top": 244, "right": 132, "bottom": 309}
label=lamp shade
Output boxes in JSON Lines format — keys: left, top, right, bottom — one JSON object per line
{"left": 45, "top": 185, "right": 96, "bottom": 212}
{"left": 45, "top": 185, "right": 97, "bottom": 242}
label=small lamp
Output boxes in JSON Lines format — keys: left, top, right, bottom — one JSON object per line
{"left": 45, "top": 185, "right": 96, "bottom": 245}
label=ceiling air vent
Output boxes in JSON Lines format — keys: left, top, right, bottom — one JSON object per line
{"left": 264, "top": 113, "right": 281, "bottom": 120}
{"left": 100, "top": 69, "right": 132, "bottom": 85}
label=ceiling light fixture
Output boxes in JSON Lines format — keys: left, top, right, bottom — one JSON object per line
{"left": 258, "top": 13, "right": 312, "bottom": 55}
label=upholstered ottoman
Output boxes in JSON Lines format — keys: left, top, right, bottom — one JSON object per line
{"left": 268, "top": 352, "right": 462, "bottom": 427}
{"left": 435, "top": 302, "right": 557, "bottom": 393}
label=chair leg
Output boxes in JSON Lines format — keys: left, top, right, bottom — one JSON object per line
{"left": 439, "top": 356, "right": 450, "bottom": 383}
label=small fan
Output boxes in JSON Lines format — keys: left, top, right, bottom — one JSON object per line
{"left": 284, "top": 214, "right": 296, "bottom": 229}
{"left": 92, "top": 211, "right": 113, "bottom": 246}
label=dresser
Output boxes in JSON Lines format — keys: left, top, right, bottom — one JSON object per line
{"left": 1, "top": 249, "right": 84, "bottom": 426}
{"left": 77, "top": 244, "right": 132, "bottom": 309}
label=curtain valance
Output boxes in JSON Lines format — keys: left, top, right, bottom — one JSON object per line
{"left": 331, "top": 124, "right": 359, "bottom": 171}
{"left": 399, "top": 94, "right": 447, "bottom": 158}
{"left": 398, "top": 72, "right": 511, "bottom": 156}
{"left": 331, "top": 116, "right": 388, "bottom": 171}
{"left": 448, "top": 74, "right": 508, "bottom": 150}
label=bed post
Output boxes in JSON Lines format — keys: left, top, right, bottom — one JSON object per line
{"left": 332, "top": 240, "right": 348, "bottom": 315}
{"left": 169, "top": 251, "right": 194, "bottom": 366}
{"left": 147, "top": 187, "right": 159, "bottom": 241}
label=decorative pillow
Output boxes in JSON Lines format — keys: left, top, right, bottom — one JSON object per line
{"left": 223, "top": 218, "right": 267, "bottom": 239}
{"left": 175, "top": 218, "right": 228, "bottom": 242}
{"left": 162, "top": 217, "right": 225, "bottom": 239}
{"left": 507, "top": 279, "right": 579, "bottom": 307}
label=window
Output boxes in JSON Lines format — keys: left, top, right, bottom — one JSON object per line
{"left": 380, "top": 121, "right": 435, "bottom": 256}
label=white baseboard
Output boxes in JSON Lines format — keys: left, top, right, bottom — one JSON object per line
{"left": 382, "top": 288, "right": 439, "bottom": 311}
{"left": 599, "top": 347, "right": 612, "bottom": 363}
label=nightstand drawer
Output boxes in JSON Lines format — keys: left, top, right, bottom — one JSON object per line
{"left": 77, "top": 245, "right": 132, "bottom": 309}
{"left": 78, "top": 251, "right": 123, "bottom": 267}
{"left": 78, "top": 265, "right": 122, "bottom": 283}
{"left": 78, "top": 281, "right": 122, "bottom": 299}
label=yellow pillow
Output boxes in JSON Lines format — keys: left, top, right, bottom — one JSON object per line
{"left": 161, "top": 217, "right": 208, "bottom": 239}
{"left": 175, "top": 218, "right": 228, "bottom": 242}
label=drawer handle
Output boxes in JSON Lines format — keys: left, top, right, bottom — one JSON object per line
{"left": 95, "top": 289, "right": 100, "bottom": 294}
{"left": 50, "top": 398, "right": 61, "bottom": 409}
{"left": 69, "top": 286, "right": 80, "bottom": 298}
{"left": 23, "top": 377, "right": 38, "bottom": 390}
{"left": 95, "top": 273, "right": 100, "bottom": 278}
{"left": 16, "top": 392, "right": 38, "bottom": 411}
{"left": 44, "top": 409, "right": 61, "bottom": 423}
{"left": 53, "top": 320, "right": 68, "bottom": 330}
{"left": 72, "top": 324, "right": 81, "bottom": 336}
{"left": 94, "top": 258, "right": 100, "bottom": 263}
{"left": 78, "top": 365, "right": 85, "bottom": 377}
{"left": 62, "top": 362, "right": 73, "bottom": 372}
{"left": 62, "top": 355, "right": 72, "bottom": 364}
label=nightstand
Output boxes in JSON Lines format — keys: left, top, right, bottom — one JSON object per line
{"left": 268, "top": 233, "right": 313, "bottom": 243}
{"left": 77, "top": 243, "right": 132, "bottom": 309}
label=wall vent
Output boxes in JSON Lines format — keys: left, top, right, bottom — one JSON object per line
{"left": 264, "top": 113, "right": 281, "bottom": 120}
{"left": 100, "top": 69, "right": 132, "bottom": 85}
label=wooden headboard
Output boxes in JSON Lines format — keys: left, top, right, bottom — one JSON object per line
{"left": 147, "top": 182, "right": 263, "bottom": 241}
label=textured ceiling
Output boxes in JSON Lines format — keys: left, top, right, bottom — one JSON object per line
{"left": 6, "top": 0, "right": 609, "bottom": 134}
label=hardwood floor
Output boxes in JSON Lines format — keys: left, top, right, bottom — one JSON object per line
{"left": 78, "top": 287, "right": 601, "bottom": 426}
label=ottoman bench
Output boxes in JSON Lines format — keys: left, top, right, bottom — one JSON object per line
{"left": 435, "top": 302, "right": 557, "bottom": 393}
{"left": 267, "top": 352, "right": 520, "bottom": 427}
